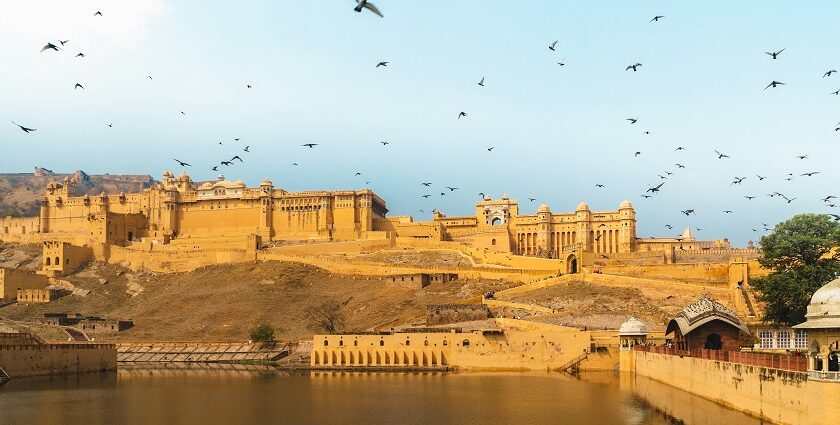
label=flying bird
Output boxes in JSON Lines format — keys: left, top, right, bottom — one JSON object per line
{"left": 108, "top": 123, "right": 113, "bottom": 128}
{"left": 458, "top": 112, "right": 467, "bottom": 119}
{"left": 355, "top": 172, "right": 362, "bottom": 176}
{"left": 376, "top": 61, "right": 389, "bottom": 68}
{"left": 744, "top": 196, "right": 757, "bottom": 200}
{"left": 247, "top": 84, "right": 252, "bottom": 89}
{"left": 478, "top": 77, "right": 485, "bottom": 87}
{"left": 795, "top": 155, "right": 808, "bottom": 160}
{"left": 354, "top": 0, "right": 383, "bottom": 17}
{"left": 681, "top": 209, "right": 695, "bottom": 216}
{"left": 529, "top": 198, "right": 536, "bottom": 202}
{"left": 380, "top": 141, "right": 389, "bottom": 146}
{"left": 302, "top": 143, "right": 318, "bottom": 148}
{"left": 764, "top": 80, "right": 785, "bottom": 90}
{"left": 446, "top": 187, "right": 459, "bottom": 192}
{"left": 647, "top": 182, "right": 665, "bottom": 193}
{"left": 731, "top": 177, "right": 746, "bottom": 185}
{"left": 595, "top": 184, "right": 605, "bottom": 188}
{"left": 675, "top": 163, "right": 685, "bottom": 169}
{"left": 231, "top": 155, "right": 243, "bottom": 163}
{"left": 421, "top": 182, "right": 432, "bottom": 186}
{"left": 801, "top": 172, "right": 820, "bottom": 177}
{"left": 832, "top": 90, "right": 840, "bottom": 95}
{"left": 650, "top": 15, "right": 665, "bottom": 22}
{"left": 75, "top": 53, "right": 85, "bottom": 57}
{"left": 59, "top": 39, "right": 69, "bottom": 46}
{"left": 11, "top": 121, "right": 36, "bottom": 133}
{"left": 756, "top": 175, "right": 767, "bottom": 180}
{"left": 74, "top": 83, "right": 84, "bottom": 90}
{"left": 626, "top": 63, "right": 642, "bottom": 72}
{"left": 765, "top": 48, "right": 785, "bottom": 59}
{"left": 714, "top": 150, "right": 730, "bottom": 159}
{"left": 40, "top": 42, "right": 60, "bottom": 53}
{"left": 557, "top": 58, "right": 566, "bottom": 66}
{"left": 675, "top": 146, "right": 685, "bottom": 151}
{"left": 211, "top": 166, "right": 218, "bottom": 171}
{"left": 665, "top": 224, "right": 673, "bottom": 230}
{"left": 173, "top": 159, "right": 191, "bottom": 167}
{"left": 487, "top": 147, "right": 494, "bottom": 152}
{"left": 94, "top": 11, "right": 103, "bottom": 16}
{"left": 626, "top": 118, "right": 638, "bottom": 124}
{"left": 422, "top": 195, "right": 431, "bottom": 198}
{"left": 634, "top": 151, "right": 641, "bottom": 157}
{"left": 549, "top": 40, "right": 557, "bottom": 51}
{"left": 723, "top": 210, "right": 733, "bottom": 214}
{"left": 824, "top": 70, "right": 837, "bottom": 78}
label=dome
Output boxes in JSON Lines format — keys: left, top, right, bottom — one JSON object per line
{"left": 483, "top": 195, "right": 491, "bottom": 201}
{"left": 666, "top": 296, "right": 749, "bottom": 336}
{"left": 619, "top": 317, "right": 648, "bottom": 336}
{"left": 260, "top": 178, "right": 273, "bottom": 186}
{"left": 794, "top": 278, "right": 840, "bottom": 329}
{"left": 576, "top": 201, "right": 589, "bottom": 211}
{"left": 619, "top": 199, "right": 633, "bottom": 209}
{"left": 198, "top": 182, "right": 213, "bottom": 190}
{"left": 537, "top": 203, "right": 550, "bottom": 213}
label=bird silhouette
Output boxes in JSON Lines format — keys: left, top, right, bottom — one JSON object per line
{"left": 665, "top": 224, "right": 673, "bottom": 230}
{"left": 180, "top": 111, "right": 186, "bottom": 116}
{"left": 744, "top": 196, "right": 756, "bottom": 200}
{"left": 821, "top": 195, "right": 837, "bottom": 202}
{"left": 675, "top": 163, "right": 685, "bottom": 169}
{"left": 478, "top": 77, "right": 485, "bottom": 87}
{"left": 640, "top": 195, "right": 652, "bottom": 199}
{"left": 354, "top": 0, "right": 383, "bottom": 17}
{"left": 75, "top": 53, "right": 85, "bottom": 57}
{"left": 647, "top": 182, "right": 665, "bottom": 193}
{"left": 765, "top": 48, "right": 785, "bottom": 59}
{"left": 40, "top": 42, "right": 59, "bottom": 53}
{"left": 714, "top": 150, "right": 730, "bottom": 159}
{"left": 173, "top": 159, "right": 191, "bottom": 167}
{"left": 231, "top": 155, "right": 243, "bottom": 163}
{"left": 94, "top": 11, "right": 103, "bottom": 16}
{"left": 801, "top": 172, "right": 820, "bottom": 177}
{"left": 487, "top": 147, "right": 494, "bottom": 152}
{"left": 380, "top": 141, "right": 389, "bottom": 146}
{"left": 74, "top": 83, "right": 84, "bottom": 90}
{"left": 634, "top": 151, "right": 641, "bottom": 157}
{"left": 824, "top": 70, "right": 838, "bottom": 78}
{"left": 446, "top": 187, "right": 459, "bottom": 191}
{"left": 376, "top": 61, "right": 389, "bottom": 68}
{"left": 458, "top": 112, "right": 467, "bottom": 119}
{"left": 247, "top": 84, "right": 252, "bottom": 89}
{"left": 650, "top": 16, "right": 665, "bottom": 22}
{"left": 302, "top": 143, "right": 318, "bottom": 148}
{"left": 355, "top": 172, "right": 362, "bottom": 176}
{"left": 723, "top": 210, "right": 733, "bottom": 214}
{"left": 557, "top": 58, "right": 566, "bottom": 66}
{"left": 11, "top": 121, "right": 36, "bottom": 133}
{"left": 549, "top": 40, "right": 557, "bottom": 51}
{"left": 243, "top": 146, "right": 250, "bottom": 152}
{"left": 626, "top": 63, "right": 642, "bottom": 72}
{"left": 756, "top": 175, "right": 767, "bottom": 180}
{"left": 595, "top": 184, "right": 605, "bottom": 188}
{"left": 211, "top": 166, "right": 218, "bottom": 171}
{"left": 421, "top": 182, "right": 432, "bottom": 187}
{"left": 422, "top": 195, "right": 431, "bottom": 198}
{"left": 529, "top": 198, "right": 536, "bottom": 202}
{"left": 731, "top": 177, "right": 746, "bottom": 185}
{"left": 681, "top": 209, "right": 695, "bottom": 216}
{"left": 626, "top": 118, "right": 638, "bottom": 124}
{"left": 59, "top": 39, "right": 69, "bottom": 46}
{"left": 764, "top": 80, "right": 785, "bottom": 90}
{"left": 675, "top": 146, "right": 685, "bottom": 151}
{"left": 221, "top": 161, "right": 233, "bottom": 166}
{"left": 108, "top": 123, "right": 113, "bottom": 128}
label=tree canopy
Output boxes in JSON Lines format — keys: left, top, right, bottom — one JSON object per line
{"left": 752, "top": 214, "right": 840, "bottom": 327}
{"left": 249, "top": 323, "right": 275, "bottom": 342}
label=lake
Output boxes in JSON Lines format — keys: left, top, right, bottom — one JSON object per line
{"left": 0, "top": 365, "right": 760, "bottom": 425}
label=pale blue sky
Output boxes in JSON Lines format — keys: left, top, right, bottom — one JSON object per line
{"left": 2, "top": 1, "right": 839, "bottom": 245}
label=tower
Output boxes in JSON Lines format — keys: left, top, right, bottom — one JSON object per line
{"left": 575, "top": 201, "right": 591, "bottom": 251}
{"left": 259, "top": 178, "right": 274, "bottom": 240}
{"left": 618, "top": 200, "right": 636, "bottom": 253}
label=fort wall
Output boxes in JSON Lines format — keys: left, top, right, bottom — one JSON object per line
{"left": 631, "top": 350, "right": 817, "bottom": 425}
{"left": 0, "top": 343, "right": 117, "bottom": 378}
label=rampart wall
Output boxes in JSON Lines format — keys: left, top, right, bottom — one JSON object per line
{"left": 0, "top": 343, "right": 117, "bottom": 378}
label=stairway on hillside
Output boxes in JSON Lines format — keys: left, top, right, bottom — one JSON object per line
{"left": 740, "top": 286, "right": 757, "bottom": 318}
{"left": 0, "top": 365, "right": 10, "bottom": 386}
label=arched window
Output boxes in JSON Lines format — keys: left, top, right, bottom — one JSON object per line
{"left": 339, "top": 340, "right": 344, "bottom": 347}
{"left": 379, "top": 340, "right": 384, "bottom": 346}
{"left": 830, "top": 352, "right": 840, "bottom": 372}
{"left": 491, "top": 217, "right": 501, "bottom": 226}
{"left": 704, "top": 333, "right": 723, "bottom": 350}
{"left": 55, "top": 257, "right": 60, "bottom": 266}
{"left": 46, "top": 257, "right": 51, "bottom": 266}
{"left": 759, "top": 330, "right": 773, "bottom": 349}
{"left": 443, "top": 340, "right": 448, "bottom": 346}
{"left": 424, "top": 340, "right": 429, "bottom": 346}
{"left": 323, "top": 340, "right": 329, "bottom": 347}
{"left": 405, "top": 340, "right": 410, "bottom": 346}
{"left": 491, "top": 239, "right": 497, "bottom": 246}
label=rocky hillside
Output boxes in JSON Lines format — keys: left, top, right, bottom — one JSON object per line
{"left": 0, "top": 170, "right": 156, "bottom": 217}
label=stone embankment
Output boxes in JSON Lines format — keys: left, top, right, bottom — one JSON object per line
{"left": 117, "top": 341, "right": 293, "bottom": 363}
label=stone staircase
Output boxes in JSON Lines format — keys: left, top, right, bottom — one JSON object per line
{"left": 0, "top": 365, "right": 10, "bottom": 386}
{"left": 739, "top": 286, "right": 758, "bottom": 318}
{"left": 559, "top": 352, "right": 588, "bottom": 374}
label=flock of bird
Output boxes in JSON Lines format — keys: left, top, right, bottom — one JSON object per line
{"left": 9, "top": 3, "right": 840, "bottom": 242}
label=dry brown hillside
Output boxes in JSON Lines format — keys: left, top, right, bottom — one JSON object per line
{"left": 0, "top": 171, "right": 155, "bottom": 217}
{"left": 0, "top": 256, "right": 516, "bottom": 342}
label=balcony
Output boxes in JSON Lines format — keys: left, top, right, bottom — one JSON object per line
{"left": 808, "top": 370, "right": 840, "bottom": 382}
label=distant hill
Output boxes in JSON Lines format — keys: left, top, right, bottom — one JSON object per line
{"left": 0, "top": 169, "right": 157, "bottom": 217}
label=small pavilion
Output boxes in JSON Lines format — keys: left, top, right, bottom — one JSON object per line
{"left": 666, "top": 296, "right": 749, "bottom": 351}
{"left": 793, "top": 277, "right": 840, "bottom": 381}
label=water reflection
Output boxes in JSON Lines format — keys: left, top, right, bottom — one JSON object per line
{"left": 0, "top": 366, "right": 760, "bottom": 425}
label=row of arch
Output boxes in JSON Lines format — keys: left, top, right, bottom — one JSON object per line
{"left": 516, "top": 229, "right": 624, "bottom": 256}
{"left": 312, "top": 349, "right": 446, "bottom": 367}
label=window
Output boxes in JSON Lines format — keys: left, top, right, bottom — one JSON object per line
{"left": 462, "top": 339, "right": 470, "bottom": 347}
{"left": 379, "top": 340, "right": 384, "bottom": 346}
{"left": 339, "top": 340, "right": 343, "bottom": 347}
{"left": 424, "top": 340, "right": 429, "bottom": 346}
{"left": 777, "top": 331, "right": 791, "bottom": 349}
{"left": 443, "top": 340, "right": 448, "bottom": 346}
{"left": 491, "top": 239, "right": 496, "bottom": 246}
{"left": 54, "top": 257, "right": 60, "bottom": 266}
{"left": 405, "top": 340, "right": 410, "bottom": 346}
{"left": 323, "top": 340, "right": 329, "bottom": 347}
{"left": 759, "top": 330, "right": 773, "bottom": 349}
{"left": 46, "top": 257, "right": 51, "bottom": 266}
{"left": 795, "top": 330, "right": 808, "bottom": 349}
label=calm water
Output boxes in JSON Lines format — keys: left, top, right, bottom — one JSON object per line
{"left": 0, "top": 366, "right": 761, "bottom": 425}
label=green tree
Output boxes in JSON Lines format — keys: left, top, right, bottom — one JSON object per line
{"left": 249, "top": 323, "right": 275, "bottom": 342}
{"left": 752, "top": 214, "right": 840, "bottom": 326}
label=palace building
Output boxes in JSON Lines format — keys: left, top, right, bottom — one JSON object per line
{"left": 0, "top": 172, "right": 738, "bottom": 272}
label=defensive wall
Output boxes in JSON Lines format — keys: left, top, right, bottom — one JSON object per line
{"left": 626, "top": 348, "right": 840, "bottom": 425}
{"left": 0, "top": 333, "right": 116, "bottom": 378}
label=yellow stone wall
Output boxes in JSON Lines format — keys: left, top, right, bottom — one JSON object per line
{"left": 311, "top": 319, "right": 591, "bottom": 371}
{"left": 0, "top": 343, "right": 117, "bottom": 378}
{"left": 0, "top": 268, "right": 50, "bottom": 302}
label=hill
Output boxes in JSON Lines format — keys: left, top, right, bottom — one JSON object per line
{"left": 0, "top": 170, "right": 156, "bottom": 217}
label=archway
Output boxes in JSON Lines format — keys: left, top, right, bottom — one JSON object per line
{"left": 491, "top": 217, "right": 502, "bottom": 226}
{"left": 566, "top": 254, "right": 578, "bottom": 274}
{"left": 127, "top": 231, "right": 133, "bottom": 242}
{"left": 704, "top": 333, "right": 723, "bottom": 350}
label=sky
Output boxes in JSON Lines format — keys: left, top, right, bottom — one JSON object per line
{"left": 2, "top": 0, "right": 839, "bottom": 246}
